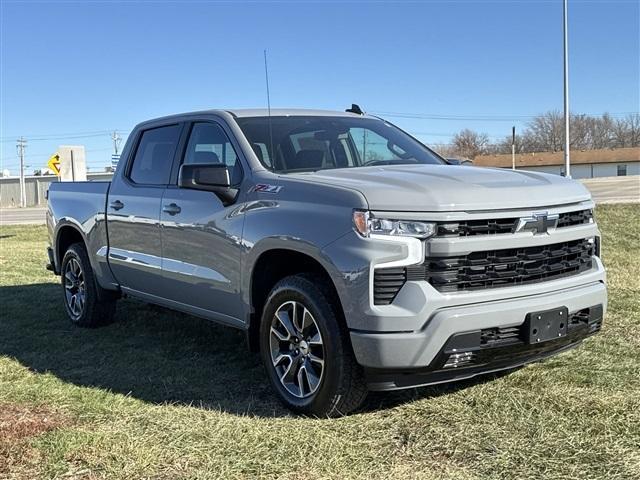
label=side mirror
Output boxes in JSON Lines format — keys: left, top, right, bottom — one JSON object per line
{"left": 178, "top": 164, "right": 239, "bottom": 205}
{"left": 445, "top": 158, "right": 473, "bottom": 166}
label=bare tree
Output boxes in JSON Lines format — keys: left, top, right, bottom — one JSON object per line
{"left": 451, "top": 129, "right": 490, "bottom": 159}
{"left": 624, "top": 113, "right": 640, "bottom": 147}
{"left": 570, "top": 114, "right": 591, "bottom": 149}
{"left": 495, "top": 134, "right": 523, "bottom": 154}
{"left": 586, "top": 113, "right": 614, "bottom": 149}
{"left": 430, "top": 143, "right": 458, "bottom": 158}
{"left": 612, "top": 117, "right": 630, "bottom": 147}
{"left": 451, "top": 111, "right": 639, "bottom": 159}
{"left": 525, "top": 111, "right": 565, "bottom": 152}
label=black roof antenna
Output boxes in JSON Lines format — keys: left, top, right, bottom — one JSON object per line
{"left": 346, "top": 104, "right": 364, "bottom": 115}
{"left": 264, "top": 49, "right": 275, "bottom": 172}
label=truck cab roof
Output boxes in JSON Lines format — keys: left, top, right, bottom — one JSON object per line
{"left": 226, "top": 108, "right": 367, "bottom": 118}
{"left": 135, "top": 108, "right": 372, "bottom": 129}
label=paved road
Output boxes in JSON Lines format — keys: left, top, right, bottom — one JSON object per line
{"left": 0, "top": 176, "right": 637, "bottom": 226}
{"left": 580, "top": 176, "right": 640, "bottom": 204}
{"left": 0, "top": 207, "right": 47, "bottom": 226}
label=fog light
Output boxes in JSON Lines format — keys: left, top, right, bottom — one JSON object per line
{"left": 443, "top": 351, "right": 475, "bottom": 369}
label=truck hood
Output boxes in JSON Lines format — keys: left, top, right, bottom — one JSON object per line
{"left": 290, "top": 164, "right": 592, "bottom": 212}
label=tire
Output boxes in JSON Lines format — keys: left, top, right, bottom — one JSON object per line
{"left": 259, "top": 274, "right": 367, "bottom": 417}
{"left": 60, "top": 242, "right": 116, "bottom": 327}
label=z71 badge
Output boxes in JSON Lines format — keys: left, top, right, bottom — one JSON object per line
{"left": 252, "top": 184, "right": 282, "bottom": 194}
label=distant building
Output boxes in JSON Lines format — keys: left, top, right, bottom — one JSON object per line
{"left": 474, "top": 147, "right": 639, "bottom": 179}
{"left": 0, "top": 171, "right": 113, "bottom": 208}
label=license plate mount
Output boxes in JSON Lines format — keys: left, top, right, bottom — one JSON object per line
{"left": 525, "top": 307, "right": 569, "bottom": 344}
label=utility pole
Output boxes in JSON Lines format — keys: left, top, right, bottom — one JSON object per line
{"left": 16, "top": 137, "right": 27, "bottom": 207}
{"left": 563, "top": 0, "right": 571, "bottom": 178}
{"left": 511, "top": 126, "right": 516, "bottom": 170}
{"left": 111, "top": 131, "right": 122, "bottom": 155}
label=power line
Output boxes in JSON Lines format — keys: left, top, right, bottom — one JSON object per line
{"left": 0, "top": 131, "right": 130, "bottom": 144}
{"left": 1, "top": 148, "right": 114, "bottom": 171}
{"left": 3, "top": 109, "right": 637, "bottom": 141}
{"left": 372, "top": 110, "right": 639, "bottom": 122}
{"left": 0, "top": 129, "right": 129, "bottom": 140}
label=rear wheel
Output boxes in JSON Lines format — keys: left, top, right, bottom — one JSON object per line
{"left": 61, "top": 243, "right": 116, "bottom": 327}
{"left": 260, "top": 274, "right": 367, "bottom": 417}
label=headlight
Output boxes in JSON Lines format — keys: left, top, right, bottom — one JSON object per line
{"left": 353, "top": 210, "right": 436, "bottom": 239}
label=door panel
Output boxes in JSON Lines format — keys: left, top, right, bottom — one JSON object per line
{"left": 106, "top": 123, "right": 182, "bottom": 296}
{"left": 160, "top": 187, "right": 245, "bottom": 324}
{"left": 159, "top": 121, "right": 247, "bottom": 325}
{"left": 106, "top": 185, "right": 164, "bottom": 295}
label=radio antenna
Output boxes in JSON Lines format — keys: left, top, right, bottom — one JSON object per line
{"left": 264, "top": 49, "right": 275, "bottom": 171}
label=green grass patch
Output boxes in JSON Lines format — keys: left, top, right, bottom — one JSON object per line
{"left": 0, "top": 204, "right": 638, "bottom": 479}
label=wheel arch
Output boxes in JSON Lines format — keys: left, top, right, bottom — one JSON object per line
{"left": 55, "top": 221, "right": 87, "bottom": 270}
{"left": 247, "top": 247, "right": 346, "bottom": 352}
{"left": 55, "top": 222, "right": 120, "bottom": 302}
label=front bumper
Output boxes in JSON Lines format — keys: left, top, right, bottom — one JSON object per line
{"left": 320, "top": 201, "right": 607, "bottom": 389}
{"left": 365, "top": 303, "right": 603, "bottom": 391}
{"left": 349, "top": 278, "right": 607, "bottom": 388}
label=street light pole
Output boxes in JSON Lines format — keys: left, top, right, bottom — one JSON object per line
{"left": 563, "top": 0, "right": 571, "bottom": 178}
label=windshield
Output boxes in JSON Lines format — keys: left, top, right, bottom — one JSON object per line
{"left": 235, "top": 116, "right": 445, "bottom": 173}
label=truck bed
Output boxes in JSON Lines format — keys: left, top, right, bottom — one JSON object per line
{"left": 47, "top": 181, "right": 111, "bottom": 227}
{"left": 47, "top": 181, "right": 113, "bottom": 284}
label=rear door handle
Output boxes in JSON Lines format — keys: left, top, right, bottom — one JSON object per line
{"left": 162, "top": 203, "right": 181, "bottom": 215}
{"left": 109, "top": 200, "right": 124, "bottom": 211}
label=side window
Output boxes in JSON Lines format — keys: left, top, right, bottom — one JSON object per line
{"left": 617, "top": 164, "right": 627, "bottom": 176}
{"left": 129, "top": 124, "right": 181, "bottom": 185}
{"left": 184, "top": 122, "right": 243, "bottom": 185}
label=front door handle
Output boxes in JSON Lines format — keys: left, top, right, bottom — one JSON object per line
{"left": 109, "top": 200, "right": 124, "bottom": 211}
{"left": 163, "top": 203, "right": 181, "bottom": 215}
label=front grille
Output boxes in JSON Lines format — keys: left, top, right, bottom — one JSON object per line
{"left": 437, "top": 217, "right": 517, "bottom": 237}
{"left": 373, "top": 209, "right": 594, "bottom": 304}
{"left": 424, "top": 238, "right": 594, "bottom": 292}
{"left": 436, "top": 209, "right": 592, "bottom": 237}
{"left": 557, "top": 209, "right": 593, "bottom": 228}
{"left": 374, "top": 238, "right": 595, "bottom": 303}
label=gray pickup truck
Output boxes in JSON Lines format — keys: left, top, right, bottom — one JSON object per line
{"left": 46, "top": 107, "right": 607, "bottom": 416}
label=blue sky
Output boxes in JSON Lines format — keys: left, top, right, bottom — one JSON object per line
{"left": 1, "top": 0, "right": 638, "bottom": 174}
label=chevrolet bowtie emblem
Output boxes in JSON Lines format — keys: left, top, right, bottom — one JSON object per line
{"left": 515, "top": 212, "right": 559, "bottom": 235}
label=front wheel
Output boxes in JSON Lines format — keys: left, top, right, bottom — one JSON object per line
{"left": 259, "top": 274, "right": 367, "bottom": 417}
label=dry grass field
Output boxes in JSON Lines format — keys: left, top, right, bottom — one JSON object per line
{"left": 0, "top": 204, "right": 638, "bottom": 479}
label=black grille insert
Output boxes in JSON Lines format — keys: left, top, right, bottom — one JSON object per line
{"left": 557, "top": 209, "right": 593, "bottom": 228}
{"left": 436, "top": 209, "right": 592, "bottom": 237}
{"left": 373, "top": 267, "right": 406, "bottom": 305}
{"left": 480, "top": 326, "right": 522, "bottom": 346}
{"left": 424, "top": 238, "right": 594, "bottom": 292}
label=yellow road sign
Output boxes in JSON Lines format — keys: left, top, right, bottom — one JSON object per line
{"left": 47, "top": 153, "right": 60, "bottom": 176}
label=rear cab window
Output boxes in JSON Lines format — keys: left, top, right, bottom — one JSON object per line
{"left": 128, "top": 124, "right": 182, "bottom": 185}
